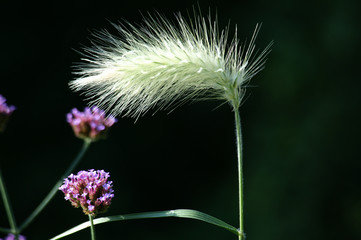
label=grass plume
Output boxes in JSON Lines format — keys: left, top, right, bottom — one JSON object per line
{"left": 70, "top": 11, "right": 272, "bottom": 117}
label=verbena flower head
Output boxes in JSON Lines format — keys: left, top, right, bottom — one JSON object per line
{"left": 0, "top": 234, "right": 26, "bottom": 240}
{"left": 59, "top": 169, "right": 114, "bottom": 216}
{"left": 0, "top": 94, "right": 16, "bottom": 132}
{"left": 67, "top": 106, "right": 117, "bottom": 141}
{"left": 70, "top": 11, "right": 272, "bottom": 117}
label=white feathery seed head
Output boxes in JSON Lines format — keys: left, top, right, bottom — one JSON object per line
{"left": 70, "top": 11, "right": 272, "bottom": 118}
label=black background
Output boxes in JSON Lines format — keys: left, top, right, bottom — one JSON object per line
{"left": 1, "top": 0, "right": 360, "bottom": 239}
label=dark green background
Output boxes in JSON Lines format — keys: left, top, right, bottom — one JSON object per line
{"left": 1, "top": 0, "right": 360, "bottom": 239}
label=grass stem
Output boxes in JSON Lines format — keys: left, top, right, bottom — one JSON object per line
{"left": 234, "top": 107, "right": 244, "bottom": 240}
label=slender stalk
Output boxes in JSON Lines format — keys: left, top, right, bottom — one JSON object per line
{"left": 234, "top": 107, "right": 244, "bottom": 240}
{"left": 0, "top": 168, "right": 18, "bottom": 234}
{"left": 89, "top": 215, "right": 96, "bottom": 240}
{"left": 18, "top": 139, "right": 91, "bottom": 232}
{"left": 0, "top": 227, "right": 12, "bottom": 234}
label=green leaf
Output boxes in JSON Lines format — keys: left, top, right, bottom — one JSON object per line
{"left": 49, "top": 209, "right": 239, "bottom": 239}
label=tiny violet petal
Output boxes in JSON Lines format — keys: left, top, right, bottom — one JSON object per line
{"left": 88, "top": 205, "right": 95, "bottom": 212}
{"left": 96, "top": 125, "right": 105, "bottom": 131}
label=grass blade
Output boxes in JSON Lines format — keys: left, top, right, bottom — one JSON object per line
{"left": 50, "top": 209, "right": 239, "bottom": 239}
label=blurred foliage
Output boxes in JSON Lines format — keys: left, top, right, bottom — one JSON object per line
{"left": 0, "top": 0, "right": 360, "bottom": 239}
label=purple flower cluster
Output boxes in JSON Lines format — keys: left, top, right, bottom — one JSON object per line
{"left": 59, "top": 169, "right": 114, "bottom": 216}
{"left": 66, "top": 106, "right": 117, "bottom": 141}
{"left": 0, "top": 94, "right": 16, "bottom": 132}
{"left": 0, "top": 234, "right": 26, "bottom": 240}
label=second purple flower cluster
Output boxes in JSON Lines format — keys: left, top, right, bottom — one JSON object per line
{"left": 66, "top": 106, "right": 117, "bottom": 141}
{"left": 59, "top": 169, "right": 114, "bottom": 216}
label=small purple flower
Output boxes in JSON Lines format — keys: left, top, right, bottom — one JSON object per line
{"left": 0, "top": 94, "right": 16, "bottom": 132}
{"left": 59, "top": 169, "right": 114, "bottom": 216}
{"left": 0, "top": 234, "right": 26, "bottom": 240}
{"left": 66, "top": 106, "right": 117, "bottom": 141}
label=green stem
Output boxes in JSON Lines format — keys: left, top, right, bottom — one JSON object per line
{"left": 0, "top": 168, "right": 18, "bottom": 234}
{"left": 234, "top": 107, "right": 244, "bottom": 240}
{"left": 0, "top": 226, "right": 12, "bottom": 234}
{"left": 18, "top": 139, "right": 91, "bottom": 232}
{"left": 89, "top": 215, "right": 96, "bottom": 240}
